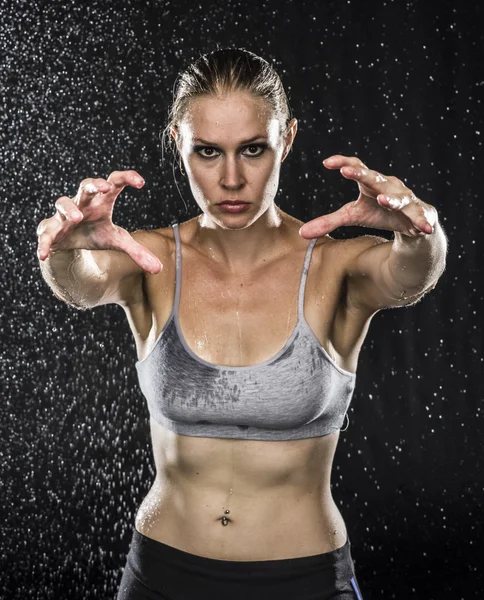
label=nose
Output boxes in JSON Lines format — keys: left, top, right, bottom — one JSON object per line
{"left": 221, "top": 155, "right": 244, "bottom": 190}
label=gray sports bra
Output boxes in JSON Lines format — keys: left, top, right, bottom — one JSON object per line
{"left": 135, "top": 223, "right": 356, "bottom": 441}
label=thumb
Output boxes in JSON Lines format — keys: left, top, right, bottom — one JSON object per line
{"left": 299, "top": 204, "right": 353, "bottom": 239}
{"left": 117, "top": 233, "right": 163, "bottom": 274}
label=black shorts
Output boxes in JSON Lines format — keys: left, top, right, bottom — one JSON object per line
{"left": 116, "top": 528, "right": 364, "bottom": 600}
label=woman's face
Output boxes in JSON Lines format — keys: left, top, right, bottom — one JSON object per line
{"left": 172, "top": 91, "right": 296, "bottom": 228}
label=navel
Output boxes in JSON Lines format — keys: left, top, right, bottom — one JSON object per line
{"left": 217, "top": 509, "right": 232, "bottom": 526}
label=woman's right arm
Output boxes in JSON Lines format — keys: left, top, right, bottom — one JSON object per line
{"left": 36, "top": 171, "right": 164, "bottom": 310}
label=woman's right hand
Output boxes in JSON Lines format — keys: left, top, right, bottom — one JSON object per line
{"left": 36, "top": 170, "right": 163, "bottom": 274}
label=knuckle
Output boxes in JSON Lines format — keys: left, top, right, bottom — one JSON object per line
{"left": 107, "top": 171, "right": 124, "bottom": 184}
{"left": 36, "top": 220, "right": 47, "bottom": 235}
{"left": 54, "top": 196, "right": 68, "bottom": 209}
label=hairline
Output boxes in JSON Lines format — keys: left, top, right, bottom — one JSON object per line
{"left": 173, "top": 87, "right": 287, "bottom": 134}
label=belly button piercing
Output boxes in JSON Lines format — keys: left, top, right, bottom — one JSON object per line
{"left": 221, "top": 509, "right": 230, "bottom": 526}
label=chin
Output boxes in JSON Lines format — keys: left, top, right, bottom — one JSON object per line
{"left": 218, "top": 218, "right": 254, "bottom": 231}
{"left": 200, "top": 207, "right": 258, "bottom": 229}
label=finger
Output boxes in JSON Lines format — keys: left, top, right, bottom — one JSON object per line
{"left": 55, "top": 196, "right": 84, "bottom": 223}
{"left": 323, "top": 155, "right": 368, "bottom": 170}
{"left": 340, "top": 166, "right": 399, "bottom": 191}
{"left": 407, "top": 227, "right": 427, "bottom": 237}
{"left": 37, "top": 194, "right": 84, "bottom": 260}
{"left": 37, "top": 213, "right": 65, "bottom": 260}
{"left": 106, "top": 170, "right": 145, "bottom": 191}
{"left": 376, "top": 194, "right": 410, "bottom": 211}
{"left": 115, "top": 231, "right": 163, "bottom": 274}
{"left": 377, "top": 194, "right": 434, "bottom": 234}
{"left": 86, "top": 170, "right": 145, "bottom": 211}
{"left": 76, "top": 177, "right": 114, "bottom": 207}
{"left": 299, "top": 203, "right": 355, "bottom": 239}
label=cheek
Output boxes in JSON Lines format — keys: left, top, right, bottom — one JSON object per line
{"left": 258, "top": 157, "right": 281, "bottom": 186}
{"left": 187, "top": 161, "right": 217, "bottom": 186}
{"left": 250, "top": 152, "right": 280, "bottom": 180}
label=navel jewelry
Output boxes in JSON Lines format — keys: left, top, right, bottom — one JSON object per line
{"left": 221, "top": 509, "right": 230, "bottom": 526}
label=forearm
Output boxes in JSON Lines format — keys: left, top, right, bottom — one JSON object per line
{"left": 39, "top": 249, "right": 106, "bottom": 310}
{"left": 386, "top": 221, "right": 448, "bottom": 296}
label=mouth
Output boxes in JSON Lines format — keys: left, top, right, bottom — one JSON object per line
{"left": 218, "top": 200, "right": 250, "bottom": 205}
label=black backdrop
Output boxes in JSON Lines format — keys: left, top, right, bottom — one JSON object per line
{"left": 2, "top": 1, "right": 483, "bottom": 598}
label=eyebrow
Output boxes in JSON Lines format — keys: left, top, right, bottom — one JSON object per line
{"left": 193, "top": 135, "right": 268, "bottom": 146}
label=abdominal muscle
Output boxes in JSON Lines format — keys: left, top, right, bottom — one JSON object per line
{"left": 134, "top": 418, "right": 348, "bottom": 561}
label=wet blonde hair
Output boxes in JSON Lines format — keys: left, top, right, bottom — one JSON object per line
{"left": 162, "top": 47, "right": 292, "bottom": 161}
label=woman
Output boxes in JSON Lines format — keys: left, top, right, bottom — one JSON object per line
{"left": 37, "top": 48, "right": 447, "bottom": 599}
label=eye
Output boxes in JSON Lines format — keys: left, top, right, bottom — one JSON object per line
{"left": 193, "top": 144, "right": 267, "bottom": 159}
{"left": 196, "top": 147, "right": 220, "bottom": 158}
{"left": 242, "top": 144, "right": 266, "bottom": 157}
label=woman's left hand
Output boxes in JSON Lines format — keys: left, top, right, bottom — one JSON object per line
{"left": 299, "top": 155, "right": 438, "bottom": 239}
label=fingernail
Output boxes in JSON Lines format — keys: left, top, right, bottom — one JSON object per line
{"left": 134, "top": 176, "right": 145, "bottom": 186}
{"left": 324, "top": 157, "right": 335, "bottom": 164}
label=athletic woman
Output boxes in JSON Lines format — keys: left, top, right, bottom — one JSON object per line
{"left": 37, "top": 48, "right": 447, "bottom": 599}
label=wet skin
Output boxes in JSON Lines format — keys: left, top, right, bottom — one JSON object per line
{"left": 37, "top": 89, "right": 440, "bottom": 561}
{"left": 125, "top": 214, "right": 374, "bottom": 561}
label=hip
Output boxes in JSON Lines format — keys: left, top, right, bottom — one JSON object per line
{"left": 134, "top": 483, "right": 348, "bottom": 561}
{"left": 117, "top": 528, "right": 363, "bottom": 600}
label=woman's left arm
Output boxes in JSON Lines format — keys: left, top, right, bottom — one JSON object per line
{"left": 299, "top": 154, "right": 449, "bottom": 311}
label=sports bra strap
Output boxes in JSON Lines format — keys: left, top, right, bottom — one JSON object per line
{"left": 173, "top": 223, "right": 181, "bottom": 314}
{"left": 298, "top": 237, "right": 318, "bottom": 319}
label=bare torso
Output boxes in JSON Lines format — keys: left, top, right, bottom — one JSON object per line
{"left": 122, "top": 212, "right": 376, "bottom": 561}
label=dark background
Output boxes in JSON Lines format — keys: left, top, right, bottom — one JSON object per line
{"left": 1, "top": 0, "right": 483, "bottom": 598}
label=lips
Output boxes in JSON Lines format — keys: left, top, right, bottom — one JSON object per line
{"left": 218, "top": 200, "right": 250, "bottom": 205}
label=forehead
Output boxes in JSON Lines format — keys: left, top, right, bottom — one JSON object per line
{"left": 180, "top": 91, "right": 280, "bottom": 144}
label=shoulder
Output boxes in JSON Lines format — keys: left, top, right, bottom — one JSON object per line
{"left": 313, "top": 234, "right": 392, "bottom": 315}
{"left": 130, "top": 225, "right": 176, "bottom": 260}
{"left": 310, "top": 233, "right": 390, "bottom": 268}
{"left": 325, "top": 234, "right": 391, "bottom": 273}
{"left": 131, "top": 225, "right": 174, "bottom": 242}
{"left": 334, "top": 233, "right": 390, "bottom": 256}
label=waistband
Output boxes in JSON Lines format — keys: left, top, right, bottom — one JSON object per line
{"left": 130, "top": 528, "right": 353, "bottom": 575}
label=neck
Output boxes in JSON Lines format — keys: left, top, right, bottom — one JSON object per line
{"left": 194, "top": 204, "right": 288, "bottom": 273}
